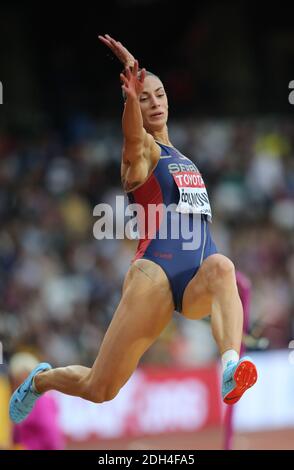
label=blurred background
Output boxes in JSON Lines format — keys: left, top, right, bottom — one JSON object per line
{"left": 0, "top": 0, "right": 294, "bottom": 450}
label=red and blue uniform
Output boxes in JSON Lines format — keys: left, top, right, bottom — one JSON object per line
{"left": 127, "top": 142, "right": 218, "bottom": 312}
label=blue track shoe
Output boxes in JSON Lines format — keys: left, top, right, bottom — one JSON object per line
{"left": 222, "top": 356, "right": 258, "bottom": 405}
{"left": 9, "top": 362, "right": 52, "bottom": 423}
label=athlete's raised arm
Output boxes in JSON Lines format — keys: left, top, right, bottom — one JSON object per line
{"left": 99, "top": 35, "right": 161, "bottom": 189}
{"left": 120, "top": 61, "right": 160, "bottom": 189}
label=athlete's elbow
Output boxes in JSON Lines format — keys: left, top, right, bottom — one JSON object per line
{"left": 123, "top": 140, "right": 145, "bottom": 162}
{"left": 123, "top": 131, "right": 145, "bottom": 145}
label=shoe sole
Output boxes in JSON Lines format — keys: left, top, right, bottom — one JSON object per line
{"left": 223, "top": 360, "right": 258, "bottom": 405}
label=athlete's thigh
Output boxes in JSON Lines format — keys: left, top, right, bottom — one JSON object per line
{"left": 89, "top": 259, "right": 174, "bottom": 387}
{"left": 181, "top": 257, "right": 213, "bottom": 320}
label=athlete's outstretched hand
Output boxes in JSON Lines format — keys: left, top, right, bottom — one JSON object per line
{"left": 120, "top": 60, "right": 146, "bottom": 100}
{"left": 98, "top": 34, "right": 136, "bottom": 69}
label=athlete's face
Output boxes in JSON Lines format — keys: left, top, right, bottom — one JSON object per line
{"left": 139, "top": 75, "right": 168, "bottom": 133}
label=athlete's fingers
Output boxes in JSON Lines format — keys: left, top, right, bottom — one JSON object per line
{"left": 116, "top": 40, "right": 127, "bottom": 53}
{"left": 111, "top": 42, "right": 126, "bottom": 61}
{"left": 108, "top": 37, "right": 119, "bottom": 50}
{"left": 121, "top": 85, "right": 128, "bottom": 95}
{"left": 133, "top": 60, "right": 139, "bottom": 76}
{"left": 117, "top": 44, "right": 129, "bottom": 59}
{"left": 98, "top": 35, "right": 112, "bottom": 47}
{"left": 106, "top": 35, "right": 123, "bottom": 54}
{"left": 105, "top": 34, "right": 115, "bottom": 42}
{"left": 120, "top": 73, "right": 128, "bottom": 85}
{"left": 125, "top": 67, "right": 131, "bottom": 80}
{"left": 98, "top": 35, "right": 119, "bottom": 59}
{"left": 119, "top": 43, "right": 135, "bottom": 61}
{"left": 139, "top": 68, "right": 146, "bottom": 83}
{"left": 101, "top": 35, "right": 136, "bottom": 68}
{"left": 104, "top": 35, "right": 120, "bottom": 54}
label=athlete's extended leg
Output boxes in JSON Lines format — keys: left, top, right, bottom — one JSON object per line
{"left": 10, "top": 259, "right": 174, "bottom": 422}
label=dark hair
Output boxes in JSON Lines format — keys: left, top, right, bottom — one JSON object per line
{"left": 122, "top": 70, "right": 161, "bottom": 102}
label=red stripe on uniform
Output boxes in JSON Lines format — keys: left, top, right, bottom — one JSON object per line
{"left": 131, "top": 173, "right": 164, "bottom": 260}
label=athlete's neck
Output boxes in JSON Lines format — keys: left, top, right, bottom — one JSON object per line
{"left": 152, "top": 129, "right": 173, "bottom": 147}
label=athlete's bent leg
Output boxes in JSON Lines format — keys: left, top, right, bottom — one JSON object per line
{"left": 182, "top": 254, "right": 257, "bottom": 404}
{"left": 207, "top": 256, "right": 243, "bottom": 355}
{"left": 182, "top": 253, "right": 242, "bottom": 354}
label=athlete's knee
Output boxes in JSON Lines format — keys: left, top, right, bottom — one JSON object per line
{"left": 204, "top": 254, "right": 235, "bottom": 286}
{"left": 81, "top": 379, "right": 120, "bottom": 404}
{"left": 87, "top": 388, "right": 119, "bottom": 404}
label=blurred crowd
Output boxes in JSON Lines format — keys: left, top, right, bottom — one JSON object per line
{"left": 0, "top": 115, "right": 293, "bottom": 368}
